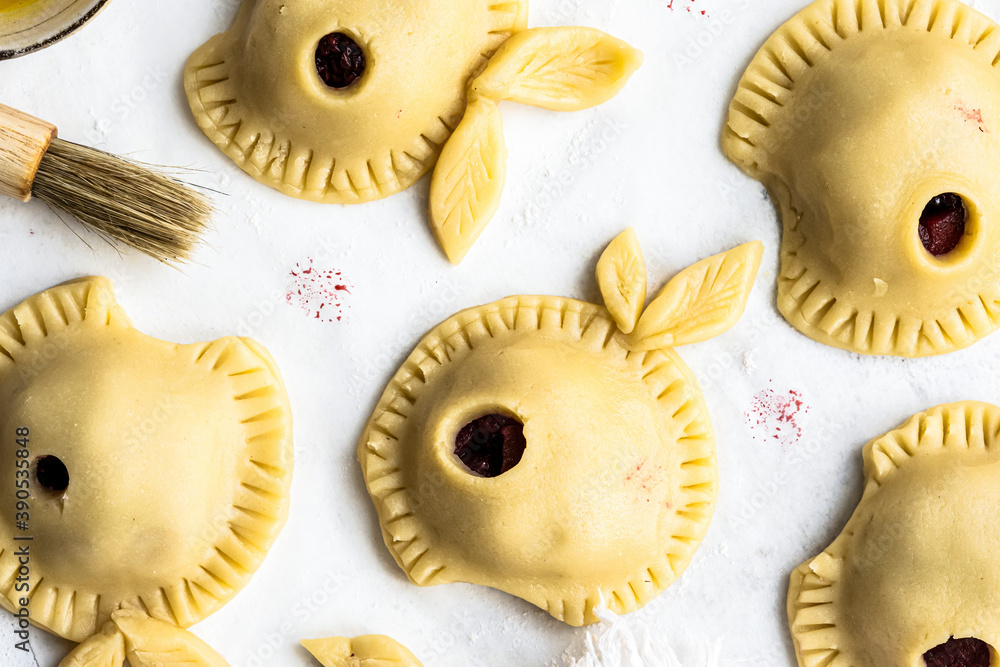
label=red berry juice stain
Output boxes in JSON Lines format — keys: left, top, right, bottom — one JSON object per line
{"left": 745, "top": 385, "right": 809, "bottom": 449}
{"left": 286, "top": 258, "right": 352, "bottom": 323}
{"left": 625, "top": 460, "right": 669, "bottom": 504}
{"left": 956, "top": 102, "right": 987, "bottom": 132}
{"left": 666, "top": 0, "right": 707, "bottom": 15}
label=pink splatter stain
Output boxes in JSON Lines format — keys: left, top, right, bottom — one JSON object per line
{"left": 746, "top": 385, "right": 809, "bottom": 448}
{"left": 956, "top": 102, "right": 987, "bottom": 132}
{"left": 286, "top": 258, "right": 352, "bottom": 323}
{"left": 626, "top": 460, "right": 669, "bottom": 505}
{"left": 666, "top": 0, "right": 707, "bottom": 15}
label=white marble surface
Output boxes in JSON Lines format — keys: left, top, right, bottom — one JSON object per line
{"left": 2, "top": 0, "right": 1000, "bottom": 664}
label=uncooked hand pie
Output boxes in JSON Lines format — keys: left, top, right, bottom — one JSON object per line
{"left": 789, "top": 401, "right": 1000, "bottom": 667}
{"left": 723, "top": 0, "right": 1000, "bottom": 357}
{"left": 303, "top": 635, "right": 423, "bottom": 667}
{"left": 184, "top": 0, "right": 641, "bottom": 265}
{"left": 359, "top": 230, "right": 763, "bottom": 625}
{"left": 0, "top": 278, "right": 293, "bottom": 665}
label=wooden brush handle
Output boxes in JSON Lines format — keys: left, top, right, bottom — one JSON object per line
{"left": 0, "top": 104, "right": 57, "bottom": 202}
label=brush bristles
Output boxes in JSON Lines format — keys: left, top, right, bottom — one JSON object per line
{"left": 32, "top": 138, "right": 213, "bottom": 264}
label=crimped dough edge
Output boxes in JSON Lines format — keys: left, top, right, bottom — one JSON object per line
{"left": 787, "top": 401, "right": 1000, "bottom": 666}
{"left": 184, "top": 0, "right": 527, "bottom": 206}
{"left": 358, "top": 294, "right": 718, "bottom": 626}
{"left": 0, "top": 278, "right": 294, "bottom": 642}
{"left": 723, "top": 0, "right": 1000, "bottom": 357}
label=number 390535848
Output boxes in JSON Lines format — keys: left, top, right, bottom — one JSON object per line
{"left": 14, "top": 428, "right": 30, "bottom": 511}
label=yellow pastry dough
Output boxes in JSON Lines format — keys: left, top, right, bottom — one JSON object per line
{"left": 596, "top": 227, "right": 646, "bottom": 335}
{"left": 185, "top": 2, "right": 641, "bottom": 265}
{"left": 59, "top": 621, "right": 126, "bottom": 667}
{"left": 788, "top": 401, "right": 1000, "bottom": 666}
{"left": 60, "top": 611, "right": 229, "bottom": 667}
{"left": 302, "top": 635, "right": 423, "bottom": 667}
{"left": 359, "top": 233, "right": 763, "bottom": 625}
{"left": 723, "top": 0, "right": 1000, "bottom": 357}
{"left": 185, "top": 0, "right": 526, "bottom": 205}
{"left": 0, "top": 278, "right": 292, "bottom": 663}
{"left": 431, "top": 26, "right": 641, "bottom": 264}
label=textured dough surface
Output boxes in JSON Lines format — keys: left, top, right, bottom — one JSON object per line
{"left": 302, "top": 634, "right": 423, "bottom": 667}
{"left": 359, "top": 295, "right": 717, "bottom": 626}
{"left": 723, "top": 0, "right": 1000, "bottom": 357}
{"left": 184, "top": 0, "right": 526, "bottom": 204}
{"left": 0, "top": 278, "right": 293, "bottom": 642}
{"left": 788, "top": 401, "right": 1000, "bottom": 666}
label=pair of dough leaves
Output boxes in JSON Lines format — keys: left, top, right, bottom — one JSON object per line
{"left": 185, "top": 0, "right": 642, "bottom": 264}
{"left": 598, "top": 228, "right": 764, "bottom": 348}
{"left": 0, "top": 278, "right": 293, "bottom": 663}
{"left": 303, "top": 635, "right": 422, "bottom": 667}
{"left": 789, "top": 402, "right": 1000, "bottom": 667}
{"left": 359, "top": 232, "right": 763, "bottom": 626}
{"left": 723, "top": 0, "right": 1000, "bottom": 356}
{"left": 430, "top": 28, "right": 643, "bottom": 264}
{"left": 60, "top": 611, "right": 226, "bottom": 667}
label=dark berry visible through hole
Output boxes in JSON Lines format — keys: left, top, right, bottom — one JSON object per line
{"left": 315, "top": 32, "right": 366, "bottom": 89}
{"left": 454, "top": 414, "right": 526, "bottom": 478}
{"left": 35, "top": 456, "right": 69, "bottom": 494}
{"left": 919, "top": 193, "right": 967, "bottom": 256}
{"left": 924, "top": 637, "right": 992, "bottom": 667}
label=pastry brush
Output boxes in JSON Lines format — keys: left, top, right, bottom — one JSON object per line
{"left": 0, "top": 103, "right": 212, "bottom": 264}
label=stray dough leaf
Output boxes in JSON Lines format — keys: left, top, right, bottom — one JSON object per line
{"left": 302, "top": 635, "right": 424, "bottom": 667}
{"left": 471, "top": 27, "right": 644, "bottom": 111}
{"left": 59, "top": 623, "right": 125, "bottom": 667}
{"left": 112, "top": 611, "right": 229, "bottom": 667}
{"left": 596, "top": 227, "right": 647, "bottom": 334}
{"left": 630, "top": 241, "right": 764, "bottom": 350}
{"left": 429, "top": 96, "right": 508, "bottom": 265}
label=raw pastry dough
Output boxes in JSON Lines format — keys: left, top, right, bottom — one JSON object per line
{"left": 359, "top": 232, "right": 763, "bottom": 625}
{"left": 789, "top": 401, "right": 1000, "bottom": 666}
{"left": 0, "top": 278, "right": 292, "bottom": 661}
{"left": 60, "top": 611, "right": 229, "bottom": 667}
{"left": 596, "top": 227, "right": 646, "bottom": 335}
{"left": 185, "top": 2, "right": 641, "bottom": 264}
{"left": 185, "top": 0, "right": 526, "bottom": 205}
{"left": 303, "top": 635, "right": 423, "bottom": 667}
{"left": 723, "top": 0, "right": 1000, "bottom": 357}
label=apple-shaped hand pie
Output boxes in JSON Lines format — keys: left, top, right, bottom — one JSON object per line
{"left": 359, "top": 230, "right": 763, "bottom": 625}
{"left": 723, "top": 0, "right": 1000, "bottom": 357}
{"left": 0, "top": 278, "right": 293, "bottom": 666}
{"left": 789, "top": 401, "right": 1000, "bottom": 667}
{"left": 184, "top": 0, "right": 642, "bottom": 265}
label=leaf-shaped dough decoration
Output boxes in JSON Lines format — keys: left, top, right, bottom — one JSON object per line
{"left": 429, "top": 96, "right": 508, "bottom": 265}
{"left": 302, "top": 635, "right": 424, "bottom": 667}
{"left": 471, "top": 27, "right": 643, "bottom": 111}
{"left": 59, "top": 622, "right": 126, "bottom": 667}
{"left": 112, "top": 610, "right": 230, "bottom": 667}
{"left": 596, "top": 227, "right": 647, "bottom": 334}
{"left": 629, "top": 241, "right": 764, "bottom": 351}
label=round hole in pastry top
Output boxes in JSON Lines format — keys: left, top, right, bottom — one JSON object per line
{"left": 315, "top": 32, "right": 367, "bottom": 89}
{"left": 922, "top": 637, "right": 993, "bottom": 667}
{"left": 34, "top": 455, "right": 69, "bottom": 496}
{"left": 454, "top": 414, "right": 526, "bottom": 478}
{"left": 919, "top": 193, "right": 968, "bottom": 257}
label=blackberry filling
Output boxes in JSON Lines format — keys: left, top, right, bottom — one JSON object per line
{"left": 316, "top": 33, "right": 366, "bottom": 89}
{"left": 919, "top": 193, "right": 967, "bottom": 256}
{"left": 454, "top": 414, "right": 526, "bottom": 477}
{"left": 36, "top": 455, "right": 69, "bottom": 494}
{"left": 924, "top": 637, "right": 992, "bottom": 667}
